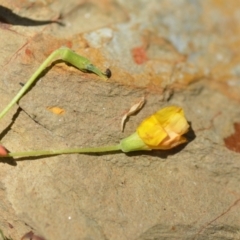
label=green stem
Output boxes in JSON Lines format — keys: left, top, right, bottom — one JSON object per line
{"left": 4, "top": 144, "right": 121, "bottom": 158}
{"left": 0, "top": 47, "right": 109, "bottom": 121}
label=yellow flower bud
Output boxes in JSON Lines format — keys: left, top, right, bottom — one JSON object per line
{"left": 120, "top": 106, "right": 189, "bottom": 152}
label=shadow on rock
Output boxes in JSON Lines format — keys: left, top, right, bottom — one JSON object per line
{"left": 0, "top": 5, "right": 63, "bottom": 26}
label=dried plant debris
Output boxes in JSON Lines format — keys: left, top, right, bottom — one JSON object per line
{"left": 121, "top": 97, "right": 145, "bottom": 132}
{"left": 46, "top": 106, "right": 65, "bottom": 115}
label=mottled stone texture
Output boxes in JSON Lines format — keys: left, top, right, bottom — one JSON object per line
{"left": 0, "top": 1, "right": 240, "bottom": 239}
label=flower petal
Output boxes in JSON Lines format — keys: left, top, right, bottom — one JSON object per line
{"left": 0, "top": 145, "right": 8, "bottom": 156}
{"left": 137, "top": 106, "right": 189, "bottom": 149}
{"left": 137, "top": 114, "right": 168, "bottom": 146}
{"left": 120, "top": 105, "right": 190, "bottom": 152}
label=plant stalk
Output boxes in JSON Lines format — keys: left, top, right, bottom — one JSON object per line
{"left": 4, "top": 144, "right": 121, "bottom": 158}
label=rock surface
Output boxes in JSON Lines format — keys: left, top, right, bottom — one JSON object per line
{"left": 0, "top": 0, "right": 240, "bottom": 239}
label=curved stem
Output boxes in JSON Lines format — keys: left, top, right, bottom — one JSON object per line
{"left": 0, "top": 47, "right": 108, "bottom": 121}
{"left": 4, "top": 144, "right": 121, "bottom": 158}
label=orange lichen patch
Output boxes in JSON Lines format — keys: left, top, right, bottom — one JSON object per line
{"left": 107, "top": 65, "right": 136, "bottom": 85}
{"left": 128, "top": 32, "right": 201, "bottom": 89}
{"left": 77, "top": 47, "right": 105, "bottom": 62}
{"left": 131, "top": 46, "right": 148, "bottom": 64}
{"left": 207, "top": 0, "right": 240, "bottom": 20}
{"left": 47, "top": 106, "right": 65, "bottom": 115}
{"left": 198, "top": 1, "right": 240, "bottom": 102}
{"left": 143, "top": 60, "right": 202, "bottom": 91}
{"left": 224, "top": 122, "right": 240, "bottom": 153}
{"left": 146, "top": 34, "right": 185, "bottom": 63}
{"left": 65, "top": 40, "right": 73, "bottom": 49}
{"left": 202, "top": 1, "right": 240, "bottom": 36}
{"left": 21, "top": 47, "right": 35, "bottom": 64}
{"left": 25, "top": 48, "right": 33, "bottom": 57}
{"left": 17, "top": 34, "right": 73, "bottom": 68}
{"left": 41, "top": 38, "right": 73, "bottom": 58}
